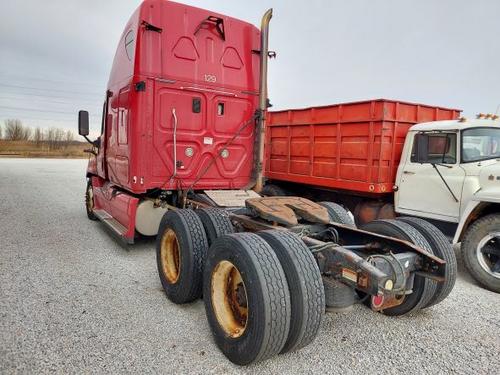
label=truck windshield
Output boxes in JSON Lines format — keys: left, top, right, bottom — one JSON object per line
{"left": 462, "top": 127, "right": 500, "bottom": 162}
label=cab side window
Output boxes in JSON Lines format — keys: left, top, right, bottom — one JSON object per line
{"left": 125, "top": 30, "right": 135, "bottom": 61}
{"left": 411, "top": 133, "right": 457, "bottom": 164}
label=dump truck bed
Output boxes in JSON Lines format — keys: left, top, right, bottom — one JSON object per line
{"left": 265, "top": 99, "right": 461, "bottom": 195}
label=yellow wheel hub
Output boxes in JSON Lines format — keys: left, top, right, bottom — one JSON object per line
{"left": 160, "top": 229, "right": 181, "bottom": 284}
{"left": 211, "top": 260, "right": 248, "bottom": 338}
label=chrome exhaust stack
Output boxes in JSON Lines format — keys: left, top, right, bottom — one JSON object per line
{"left": 253, "top": 8, "right": 273, "bottom": 193}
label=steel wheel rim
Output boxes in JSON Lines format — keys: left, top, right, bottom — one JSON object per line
{"left": 211, "top": 260, "right": 248, "bottom": 338}
{"left": 476, "top": 232, "right": 500, "bottom": 279}
{"left": 160, "top": 229, "right": 181, "bottom": 284}
{"left": 86, "top": 184, "right": 94, "bottom": 212}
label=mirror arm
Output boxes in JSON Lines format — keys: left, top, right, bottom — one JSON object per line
{"left": 434, "top": 162, "right": 453, "bottom": 169}
{"left": 431, "top": 163, "right": 459, "bottom": 202}
{"left": 83, "top": 135, "right": 100, "bottom": 148}
{"left": 83, "top": 135, "right": 94, "bottom": 145}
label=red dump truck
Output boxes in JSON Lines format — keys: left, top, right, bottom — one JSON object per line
{"left": 265, "top": 100, "right": 500, "bottom": 293}
{"left": 78, "top": 0, "right": 458, "bottom": 365}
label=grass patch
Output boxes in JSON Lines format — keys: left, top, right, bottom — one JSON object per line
{"left": 0, "top": 140, "right": 89, "bottom": 158}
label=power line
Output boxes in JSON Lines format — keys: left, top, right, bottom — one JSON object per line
{"left": 0, "top": 115, "right": 95, "bottom": 122}
{"left": 0, "top": 90, "right": 103, "bottom": 102}
{"left": 0, "top": 105, "right": 101, "bottom": 116}
{"left": 0, "top": 72, "right": 104, "bottom": 88}
{"left": 0, "top": 113, "right": 100, "bottom": 124}
{"left": 0, "top": 95, "right": 100, "bottom": 106}
{"left": 0, "top": 83, "right": 102, "bottom": 96}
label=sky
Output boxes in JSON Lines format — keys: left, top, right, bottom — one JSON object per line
{"left": 1, "top": 0, "right": 499, "bottom": 138}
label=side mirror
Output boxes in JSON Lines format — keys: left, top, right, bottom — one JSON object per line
{"left": 415, "top": 133, "right": 429, "bottom": 163}
{"left": 78, "top": 110, "right": 89, "bottom": 136}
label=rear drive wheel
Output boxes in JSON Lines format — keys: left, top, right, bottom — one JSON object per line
{"left": 258, "top": 230, "right": 324, "bottom": 353}
{"left": 203, "top": 233, "right": 291, "bottom": 365}
{"left": 462, "top": 214, "right": 500, "bottom": 293}
{"left": 361, "top": 219, "right": 437, "bottom": 315}
{"left": 318, "top": 201, "right": 355, "bottom": 227}
{"left": 195, "top": 208, "right": 234, "bottom": 245}
{"left": 85, "top": 179, "right": 97, "bottom": 221}
{"left": 261, "top": 184, "right": 288, "bottom": 197}
{"left": 156, "top": 209, "right": 208, "bottom": 304}
{"left": 398, "top": 217, "right": 457, "bottom": 306}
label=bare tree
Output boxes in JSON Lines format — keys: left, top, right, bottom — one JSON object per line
{"left": 4, "top": 119, "right": 33, "bottom": 141}
{"left": 45, "top": 127, "right": 67, "bottom": 150}
{"left": 64, "top": 130, "right": 74, "bottom": 148}
{"left": 33, "top": 127, "right": 44, "bottom": 147}
{"left": 0, "top": 124, "right": 3, "bottom": 139}
{"left": 4, "top": 119, "right": 25, "bottom": 140}
{"left": 23, "top": 126, "right": 32, "bottom": 141}
{"left": 46, "top": 127, "right": 56, "bottom": 150}
{"left": 55, "top": 128, "right": 65, "bottom": 148}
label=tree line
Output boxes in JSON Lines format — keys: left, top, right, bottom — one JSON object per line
{"left": 0, "top": 119, "right": 78, "bottom": 150}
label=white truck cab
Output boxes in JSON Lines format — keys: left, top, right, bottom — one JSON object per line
{"left": 395, "top": 116, "right": 500, "bottom": 292}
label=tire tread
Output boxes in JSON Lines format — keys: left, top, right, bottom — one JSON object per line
{"left": 233, "top": 233, "right": 291, "bottom": 362}
{"left": 318, "top": 201, "right": 355, "bottom": 227}
{"left": 462, "top": 214, "right": 500, "bottom": 293}
{"left": 156, "top": 209, "right": 208, "bottom": 303}
{"left": 398, "top": 216, "right": 457, "bottom": 306}
{"left": 196, "top": 208, "right": 234, "bottom": 244}
{"left": 361, "top": 219, "right": 436, "bottom": 315}
{"left": 258, "top": 230, "right": 324, "bottom": 353}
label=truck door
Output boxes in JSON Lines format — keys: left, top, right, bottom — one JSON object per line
{"left": 395, "top": 132, "right": 465, "bottom": 222}
{"left": 97, "top": 92, "right": 115, "bottom": 180}
{"left": 96, "top": 99, "right": 108, "bottom": 178}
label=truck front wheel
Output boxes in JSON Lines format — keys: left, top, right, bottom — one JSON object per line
{"left": 462, "top": 214, "right": 500, "bottom": 293}
{"left": 85, "top": 179, "right": 97, "bottom": 221}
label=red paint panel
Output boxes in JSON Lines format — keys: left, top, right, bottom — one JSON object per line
{"left": 149, "top": 82, "right": 255, "bottom": 188}
{"left": 146, "top": 0, "right": 260, "bottom": 93}
{"left": 88, "top": 0, "right": 260, "bottom": 193}
{"left": 92, "top": 182, "right": 138, "bottom": 240}
{"left": 266, "top": 99, "right": 461, "bottom": 195}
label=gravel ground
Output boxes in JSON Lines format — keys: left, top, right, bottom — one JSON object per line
{"left": 1, "top": 158, "right": 499, "bottom": 374}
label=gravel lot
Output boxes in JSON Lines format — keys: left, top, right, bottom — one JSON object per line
{"left": 1, "top": 158, "right": 499, "bottom": 374}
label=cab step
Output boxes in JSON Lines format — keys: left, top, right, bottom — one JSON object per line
{"left": 93, "top": 209, "right": 135, "bottom": 244}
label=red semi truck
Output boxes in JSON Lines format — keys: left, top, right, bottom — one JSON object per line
{"left": 78, "top": 0, "right": 457, "bottom": 365}
{"left": 265, "top": 100, "right": 500, "bottom": 293}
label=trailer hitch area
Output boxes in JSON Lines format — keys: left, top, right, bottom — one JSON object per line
{"left": 304, "top": 236, "right": 426, "bottom": 302}
{"left": 304, "top": 238, "right": 389, "bottom": 295}
{"left": 320, "top": 223, "right": 447, "bottom": 282}
{"left": 245, "top": 196, "right": 330, "bottom": 226}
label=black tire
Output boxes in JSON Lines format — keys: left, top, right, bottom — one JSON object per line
{"left": 257, "top": 230, "right": 324, "bottom": 353}
{"left": 195, "top": 208, "right": 234, "bottom": 245}
{"left": 361, "top": 219, "right": 437, "bottom": 315}
{"left": 85, "top": 179, "right": 98, "bottom": 221}
{"left": 462, "top": 214, "right": 500, "bottom": 293}
{"left": 318, "top": 201, "right": 355, "bottom": 227}
{"left": 398, "top": 217, "right": 457, "bottom": 306}
{"left": 203, "top": 233, "right": 291, "bottom": 365}
{"left": 261, "top": 184, "right": 288, "bottom": 197}
{"left": 156, "top": 209, "right": 208, "bottom": 304}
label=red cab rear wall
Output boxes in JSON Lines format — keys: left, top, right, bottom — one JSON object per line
{"left": 98, "top": 0, "right": 261, "bottom": 193}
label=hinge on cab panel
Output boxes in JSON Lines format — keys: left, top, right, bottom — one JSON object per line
{"left": 141, "top": 20, "right": 162, "bottom": 33}
{"left": 252, "top": 50, "right": 277, "bottom": 59}
{"left": 135, "top": 81, "right": 146, "bottom": 92}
